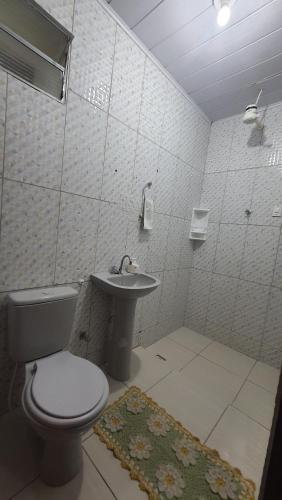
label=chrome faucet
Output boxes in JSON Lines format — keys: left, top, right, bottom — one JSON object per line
{"left": 118, "top": 255, "right": 132, "bottom": 274}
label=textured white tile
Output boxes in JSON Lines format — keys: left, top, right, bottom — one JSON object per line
{"left": 69, "top": 281, "right": 92, "bottom": 359}
{"left": 200, "top": 172, "right": 226, "bottom": 222}
{"left": 173, "top": 267, "right": 191, "bottom": 326}
{"left": 185, "top": 269, "right": 212, "bottom": 333}
{"left": 260, "top": 342, "right": 282, "bottom": 369}
{"left": 233, "top": 381, "right": 275, "bottom": 429}
{"left": 260, "top": 103, "right": 282, "bottom": 168}
{"left": 248, "top": 361, "right": 279, "bottom": 393}
{"left": 214, "top": 224, "right": 247, "bottom": 277}
{"left": 232, "top": 281, "right": 270, "bottom": 340}
{"left": 154, "top": 148, "right": 177, "bottom": 215}
{"left": 95, "top": 202, "right": 128, "bottom": 272}
{"left": 139, "top": 59, "right": 167, "bottom": 145}
{"left": 251, "top": 166, "right": 282, "bottom": 226}
{"left": 229, "top": 115, "right": 262, "bottom": 170}
{"left": 240, "top": 226, "right": 280, "bottom": 285}
{"left": 161, "top": 83, "right": 183, "bottom": 157}
{"left": 178, "top": 100, "right": 199, "bottom": 166}
{"left": 131, "top": 134, "right": 159, "bottom": 212}
{"left": 102, "top": 116, "right": 137, "bottom": 209}
{"left": 5, "top": 77, "right": 65, "bottom": 189}
{"left": 62, "top": 91, "right": 107, "bottom": 198}
{"left": 126, "top": 346, "right": 173, "bottom": 391}
{"left": 168, "top": 326, "right": 212, "bottom": 353}
{"left": 228, "top": 330, "right": 262, "bottom": 361}
{"left": 158, "top": 270, "right": 178, "bottom": 323}
{"left": 221, "top": 170, "right": 255, "bottom": 224}
{"left": 206, "top": 407, "right": 269, "bottom": 492}
{"left": 201, "top": 341, "right": 255, "bottom": 377}
{"left": 204, "top": 320, "right": 234, "bottom": 347}
{"left": 148, "top": 370, "right": 225, "bottom": 442}
{"left": 70, "top": 0, "right": 116, "bottom": 110}
{"left": 0, "top": 180, "right": 59, "bottom": 291}
{"left": 193, "top": 222, "right": 219, "bottom": 272}
{"left": 206, "top": 116, "right": 235, "bottom": 173}
{"left": 37, "top": 0, "right": 74, "bottom": 31}
{"left": 140, "top": 322, "right": 163, "bottom": 348}
{"left": 125, "top": 213, "right": 150, "bottom": 271}
{"left": 147, "top": 336, "right": 195, "bottom": 370}
{"left": 165, "top": 217, "right": 185, "bottom": 270}
{"left": 207, "top": 274, "right": 239, "bottom": 329}
{"left": 192, "top": 114, "right": 210, "bottom": 173}
{"left": 0, "top": 69, "right": 7, "bottom": 175}
{"left": 171, "top": 160, "right": 191, "bottom": 219}
{"left": 263, "top": 287, "right": 282, "bottom": 350}
{"left": 180, "top": 222, "right": 194, "bottom": 268}
{"left": 55, "top": 193, "right": 100, "bottom": 283}
{"left": 273, "top": 238, "right": 282, "bottom": 288}
{"left": 186, "top": 168, "right": 202, "bottom": 219}
{"left": 110, "top": 27, "right": 145, "bottom": 130}
{"left": 140, "top": 271, "right": 162, "bottom": 330}
{"left": 145, "top": 213, "right": 169, "bottom": 272}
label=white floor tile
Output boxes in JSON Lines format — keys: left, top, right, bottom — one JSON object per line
{"left": 13, "top": 451, "right": 115, "bottom": 500}
{"left": 201, "top": 341, "right": 255, "bottom": 377}
{"left": 148, "top": 370, "right": 226, "bottom": 442}
{"left": 83, "top": 434, "right": 147, "bottom": 500}
{"left": 146, "top": 337, "right": 196, "bottom": 370}
{"left": 125, "top": 346, "right": 174, "bottom": 391}
{"left": 206, "top": 406, "right": 270, "bottom": 493}
{"left": 248, "top": 361, "right": 280, "bottom": 393}
{"left": 107, "top": 375, "right": 127, "bottom": 405}
{"left": 168, "top": 327, "right": 212, "bottom": 353}
{"left": 181, "top": 356, "right": 244, "bottom": 407}
{"left": 233, "top": 381, "right": 275, "bottom": 429}
{"left": 0, "top": 410, "right": 40, "bottom": 500}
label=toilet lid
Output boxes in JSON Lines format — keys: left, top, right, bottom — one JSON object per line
{"left": 31, "top": 352, "right": 106, "bottom": 419}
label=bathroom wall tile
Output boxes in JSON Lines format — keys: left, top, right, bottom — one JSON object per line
{"left": 193, "top": 222, "right": 219, "bottom": 272}
{"left": 205, "top": 116, "right": 234, "bottom": 173}
{"left": 69, "top": 281, "right": 92, "bottom": 358}
{"left": 154, "top": 148, "right": 177, "bottom": 215}
{"left": 229, "top": 331, "right": 261, "bottom": 360}
{"left": 207, "top": 274, "right": 239, "bottom": 329}
{"left": 171, "top": 160, "right": 191, "bottom": 219}
{"left": 88, "top": 287, "right": 111, "bottom": 365}
{"left": 178, "top": 100, "right": 199, "bottom": 166}
{"left": 131, "top": 134, "right": 159, "bottom": 212}
{"left": 145, "top": 213, "right": 169, "bottom": 272}
{"left": 62, "top": 91, "right": 107, "bottom": 199}
{"left": 260, "top": 103, "right": 282, "bottom": 168}
{"left": 0, "top": 69, "right": 7, "bottom": 176}
{"left": 263, "top": 287, "right": 282, "bottom": 350}
{"left": 125, "top": 212, "right": 151, "bottom": 271}
{"left": 55, "top": 193, "right": 100, "bottom": 283}
{"left": 0, "top": 180, "right": 59, "bottom": 291}
{"left": 95, "top": 202, "right": 128, "bottom": 272}
{"left": 205, "top": 321, "right": 234, "bottom": 347}
{"left": 260, "top": 341, "right": 282, "bottom": 369}
{"left": 165, "top": 217, "right": 185, "bottom": 270}
{"left": 185, "top": 269, "right": 212, "bottom": 333}
{"left": 70, "top": 0, "right": 116, "bottom": 110}
{"left": 214, "top": 224, "right": 247, "bottom": 277}
{"left": 186, "top": 169, "right": 202, "bottom": 219}
{"left": 161, "top": 83, "right": 183, "bottom": 157}
{"left": 221, "top": 170, "right": 255, "bottom": 224}
{"left": 273, "top": 237, "right": 282, "bottom": 288}
{"left": 37, "top": 0, "right": 74, "bottom": 31}
{"left": 140, "top": 271, "right": 162, "bottom": 331}
{"left": 229, "top": 115, "right": 262, "bottom": 170}
{"left": 192, "top": 114, "right": 210, "bottom": 173}
{"left": 110, "top": 27, "right": 145, "bottom": 130}
{"left": 200, "top": 172, "right": 226, "bottom": 222}
{"left": 158, "top": 270, "right": 178, "bottom": 324}
{"left": 240, "top": 225, "right": 280, "bottom": 285}
{"left": 180, "top": 222, "right": 194, "bottom": 268}
{"left": 251, "top": 167, "right": 282, "bottom": 226}
{"left": 232, "top": 281, "right": 270, "bottom": 340}
{"left": 102, "top": 116, "right": 137, "bottom": 209}
{"left": 139, "top": 59, "right": 167, "bottom": 145}
{"left": 5, "top": 77, "right": 65, "bottom": 189}
{"left": 173, "top": 268, "right": 191, "bottom": 327}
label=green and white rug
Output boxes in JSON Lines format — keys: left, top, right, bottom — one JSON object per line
{"left": 94, "top": 386, "right": 255, "bottom": 500}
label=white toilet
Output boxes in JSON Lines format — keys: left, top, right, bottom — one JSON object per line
{"left": 8, "top": 286, "right": 109, "bottom": 486}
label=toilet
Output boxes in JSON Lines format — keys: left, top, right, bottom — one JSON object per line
{"left": 8, "top": 286, "right": 109, "bottom": 486}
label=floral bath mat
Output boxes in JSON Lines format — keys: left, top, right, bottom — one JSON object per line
{"left": 94, "top": 386, "right": 256, "bottom": 500}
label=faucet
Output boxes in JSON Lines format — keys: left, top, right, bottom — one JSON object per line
{"left": 111, "top": 255, "right": 132, "bottom": 274}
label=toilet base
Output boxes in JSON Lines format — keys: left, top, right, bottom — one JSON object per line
{"left": 40, "top": 434, "right": 83, "bottom": 486}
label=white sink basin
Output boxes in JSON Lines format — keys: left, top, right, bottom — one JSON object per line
{"left": 92, "top": 272, "right": 160, "bottom": 299}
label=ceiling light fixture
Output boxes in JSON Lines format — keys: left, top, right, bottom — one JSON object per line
{"left": 214, "top": 0, "right": 235, "bottom": 27}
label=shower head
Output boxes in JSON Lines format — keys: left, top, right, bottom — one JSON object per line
{"left": 242, "top": 89, "right": 264, "bottom": 129}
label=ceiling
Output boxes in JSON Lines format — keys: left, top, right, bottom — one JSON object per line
{"left": 106, "top": 0, "right": 282, "bottom": 121}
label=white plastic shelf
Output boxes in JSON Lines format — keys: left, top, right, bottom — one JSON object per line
{"left": 189, "top": 208, "right": 209, "bottom": 241}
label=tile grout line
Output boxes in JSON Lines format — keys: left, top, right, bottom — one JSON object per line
{"left": 83, "top": 446, "right": 119, "bottom": 500}
{"left": 8, "top": 475, "right": 40, "bottom": 500}
{"left": 0, "top": 71, "right": 9, "bottom": 243}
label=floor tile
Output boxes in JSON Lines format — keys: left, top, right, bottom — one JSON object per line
{"left": 201, "top": 341, "right": 255, "bottom": 377}
{"left": 168, "top": 327, "right": 212, "bottom": 353}
{"left": 84, "top": 434, "right": 147, "bottom": 500}
{"left": 181, "top": 356, "right": 244, "bottom": 407}
{"left": 233, "top": 381, "right": 275, "bottom": 429}
{"left": 0, "top": 410, "right": 41, "bottom": 500}
{"left": 148, "top": 370, "right": 226, "bottom": 442}
{"left": 125, "top": 346, "right": 174, "bottom": 391}
{"left": 146, "top": 337, "right": 196, "bottom": 370}
{"left": 206, "top": 406, "right": 270, "bottom": 492}
{"left": 13, "top": 451, "right": 115, "bottom": 500}
{"left": 107, "top": 375, "right": 127, "bottom": 405}
{"left": 248, "top": 361, "right": 280, "bottom": 393}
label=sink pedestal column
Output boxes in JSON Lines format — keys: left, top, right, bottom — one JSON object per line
{"left": 107, "top": 297, "right": 137, "bottom": 382}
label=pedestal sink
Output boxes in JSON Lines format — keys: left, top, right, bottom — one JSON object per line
{"left": 91, "top": 272, "right": 160, "bottom": 381}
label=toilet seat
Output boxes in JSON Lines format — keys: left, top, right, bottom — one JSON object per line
{"left": 23, "top": 351, "right": 109, "bottom": 429}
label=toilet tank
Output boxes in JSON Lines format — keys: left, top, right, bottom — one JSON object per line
{"left": 8, "top": 286, "right": 78, "bottom": 362}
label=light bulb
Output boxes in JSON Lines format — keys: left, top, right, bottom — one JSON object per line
{"left": 217, "top": 5, "right": 231, "bottom": 26}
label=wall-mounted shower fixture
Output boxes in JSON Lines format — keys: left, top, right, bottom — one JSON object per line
{"left": 243, "top": 89, "right": 264, "bottom": 129}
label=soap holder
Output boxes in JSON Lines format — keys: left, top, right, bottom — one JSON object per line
{"left": 189, "top": 208, "right": 209, "bottom": 241}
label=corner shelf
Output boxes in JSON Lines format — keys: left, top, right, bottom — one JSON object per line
{"left": 189, "top": 208, "right": 209, "bottom": 241}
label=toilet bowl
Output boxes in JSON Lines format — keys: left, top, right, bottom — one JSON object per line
{"left": 7, "top": 286, "right": 109, "bottom": 486}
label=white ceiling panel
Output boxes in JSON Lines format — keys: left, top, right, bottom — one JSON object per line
{"left": 133, "top": 0, "right": 210, "bottom": 49}
{"left": 108, "top": 0, "right": 162, "bottom": 28}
